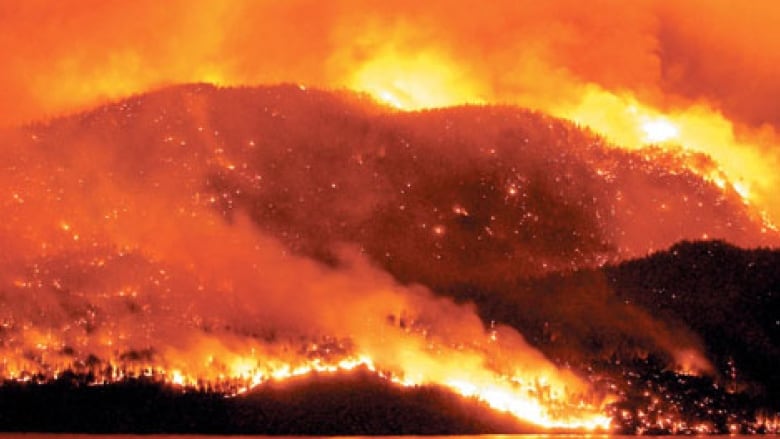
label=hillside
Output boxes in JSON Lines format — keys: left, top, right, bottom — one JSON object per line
{"left": 0, "top": 84, "right": 778, "bottom": 434}
{"left": 3, "top": 84, "right": 771, "bottom": 285}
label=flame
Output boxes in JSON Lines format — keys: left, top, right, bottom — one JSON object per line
{"left": 640, "top": 118, "right": 679, "bottom": 144}
{"left": 198, "top": 350, "right": 611, "bottom": 429}
{"left": 348, "top": 51, "right": 777, "bottom": 227}
{"left": 553, "top": 86, "right": 779, "bottom": 229}
{"left": 1, "top": 346, "right": 610, "bottom": 430}
{"left": 349, "top": 48, "right": 484, "bottom": 110}
{"left": 0, "top": 209, "right": 611, "bottom": 430}
{"left": 1, "top": 328, "right": 612, "bottom": 429}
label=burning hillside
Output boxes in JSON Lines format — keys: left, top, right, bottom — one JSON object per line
{"left": 1, "top": 0, "right": 779, "bottom": 434}
{"left": 0, "top": 84, "right": 778, "bottom": 433}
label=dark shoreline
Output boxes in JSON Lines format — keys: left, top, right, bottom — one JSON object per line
{"left": 0, "top": 370, "right": 773, "bottom": 436}
{"left": 0, "top": 369, "right": 535, "bottom": 435}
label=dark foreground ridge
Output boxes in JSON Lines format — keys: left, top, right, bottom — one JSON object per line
{"left": 0, "top": 368, "right": 530, "bottom": 434}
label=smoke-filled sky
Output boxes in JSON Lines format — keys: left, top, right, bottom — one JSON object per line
{"left": 1, "top": 0, "right": 777, "bottom": 128}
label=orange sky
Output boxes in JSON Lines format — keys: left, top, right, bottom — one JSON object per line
{"left": 0, "top": 0, "right": 777, "bottom": 128}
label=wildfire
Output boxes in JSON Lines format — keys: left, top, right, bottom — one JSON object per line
{"left": 557, "top": 86, "right": 776, "bottom": 213}
{"left": 349, "top": 48, "right": 484, "bottom": 110}
{"left": 2, "top": 2, "right": 779, "bottom": 433}
{"left": 1, "top": 3, "right": 777, "bottom": 226}
{"left": 348, "top": 56, "right": 778, "bottom": 230}
{"left": 1, "top": 346, "right": 610, "bottom": 430}
{"left": 640, "top": 118, "right": 679, "bottom": 144}
{"left": 0, "top": 205, "right": 612, "bottom": 431}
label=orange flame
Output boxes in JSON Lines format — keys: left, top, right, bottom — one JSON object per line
{"left": 349, "top": 48, "right": 485, "bottom": 110}
{"left": 554, "top": 86, "right": 778, "bottom": 225}
{"left": 346, "top": 60, "right": 778, "bottom": 230}
{"left": 0, "top": 208, "right": 611, "bottom": 430}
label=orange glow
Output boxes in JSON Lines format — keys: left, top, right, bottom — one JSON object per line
{"left": 640, "top": 118, "right": 679, "bottom": 144}
{"left": 345, "top": 50, "right": 778, "bottom": 226}
{"left": 1, "top": 0, "right": 779, "bottom": 433}
{"left": 349, "top": 49, "right": 484, "bottom": 110}
{"left": 2, "top": 345, "right": 610, "bottom": 430}
{"left": 555, "top": 86, "right": 778, "bottom": 222}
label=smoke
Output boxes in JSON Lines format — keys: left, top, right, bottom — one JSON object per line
{"left": 1, "top": 1, "right": 777, "bottom": 128}
{"left": 656, "top": 0, "right": 780, "bottom": 129}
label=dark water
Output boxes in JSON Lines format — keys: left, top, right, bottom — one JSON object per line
{"left": 0, "top": 436, "right": 652, "bottom": 439}
{"left": 0, "top": 436, "right": 610, "bottom": 439}
{"left": 0, "top": 435, "right": 761, "bottom": 439}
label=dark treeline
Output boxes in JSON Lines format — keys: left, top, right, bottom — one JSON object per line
{"left": 0, "top": 368, "right": 530, "bottom": 434}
